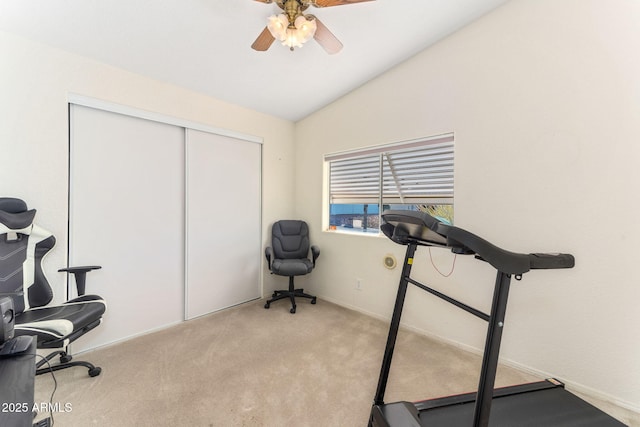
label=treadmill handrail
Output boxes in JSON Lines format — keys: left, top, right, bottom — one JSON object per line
{"left": 381, "top": 210, "right": 575, "bottom": 275}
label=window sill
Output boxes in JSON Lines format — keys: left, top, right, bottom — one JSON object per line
{"left": 323, "top": 228, "right": 384, "bottom": 238}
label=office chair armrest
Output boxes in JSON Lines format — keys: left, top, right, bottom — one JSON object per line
{"left": 265, "top": 247, "right": 273, "bottom": 270}
{"left": 311, "top": 245, "right": 320, "bottom": 266}
{"left": 58, "top": 266, "right": 102, "bottom": 297}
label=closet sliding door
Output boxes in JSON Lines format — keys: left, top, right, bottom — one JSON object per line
{"left": 185, "top": 129, "right": 261, "bottom": 319}
{"left": 69, "top": 102, "right": 262, "bottom": 351}
{"left": 69, "top": 105, "right": 185, "bottom": 352}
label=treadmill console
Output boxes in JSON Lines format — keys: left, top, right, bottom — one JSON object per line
{"left": 381, "top": 210, "right": 575, "bottom": 275}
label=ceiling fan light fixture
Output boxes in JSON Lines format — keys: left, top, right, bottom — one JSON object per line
{"left": 253, "top": 0, "right": 373, "bottom": 54}
{"left": 295, "top": 15, "right": 317, "bottom": 42}
{"left": 282, "top": 27, "right": 306, "bottom": 50}
{"left": 266, "top": 12, "right": 317, "bottom": 51}
{"left": 267, "top": 14, "right": 289, "bottom": 40}
{"left": 282, "top": 28, "right": 299, "bottom": 49}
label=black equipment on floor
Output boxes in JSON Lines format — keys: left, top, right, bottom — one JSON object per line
{"left": 264, "top": 220, "right": 319, "bottom": 314}
{"left": 369, "top": 210, "right": 626, "bottom": 427}
{"left": 0, "top": 334, "right": 36, "bottom": 427}
{"left": 0, "top": 296, "right": 15, "bottom": 344}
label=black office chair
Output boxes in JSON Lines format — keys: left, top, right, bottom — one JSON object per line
{"left": 0, "top": 197, "right": 106, "bottom": 377}
{"left": 264, "top": 220, "right": 319, "bottom": 314}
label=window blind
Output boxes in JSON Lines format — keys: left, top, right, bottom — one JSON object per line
{"left": 327, "top": 134, "right": 454, "bottom": 204}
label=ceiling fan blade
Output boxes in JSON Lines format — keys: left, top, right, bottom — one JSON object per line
{"left": 251, "top": 27, "right": 276, "bottom": 51}
{"left": 312, "top": 17, "right": 343, "bottom": 54}
{"left": 311, "top": 0, "right": 374, "bottom": 7}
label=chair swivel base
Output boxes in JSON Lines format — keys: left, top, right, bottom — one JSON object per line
{"left": 264, "top": 276, "right": 316, "bottom": 314}
{"left": 36, "top": 349, "right": 102, "bottom": 377}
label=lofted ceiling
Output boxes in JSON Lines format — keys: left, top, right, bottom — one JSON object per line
{"left": 0, "top": 0, "right": 509, "bottom": 122}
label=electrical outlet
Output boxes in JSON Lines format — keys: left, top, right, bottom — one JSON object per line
{"left": 356, "top": 278, "right": 363, "bottom": 290}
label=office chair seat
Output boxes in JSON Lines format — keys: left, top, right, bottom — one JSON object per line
{"left": 271, "top": 258, "right": 314, "bottom": 276}
{"left": 15, "top": 295, "right": 106, "bottom": 349}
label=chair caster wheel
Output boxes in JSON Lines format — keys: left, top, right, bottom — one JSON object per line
{"left": 88, "top": 367, "right": 102, "bottom": 377}
{"left": 60, "top": 354, "right": 72, "bottom": 363}
{"left": 264, "top": 303, "right": 270, "bottom": 309}
{"left": 290, "top": 307, "right": 296, "bottom": 314}
{"left": 311, "top": 298, "right": 317, "bottom": 305}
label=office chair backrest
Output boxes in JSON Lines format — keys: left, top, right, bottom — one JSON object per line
{"left": 272, "top": 220, "right": 310, "bottom": 260}
{"left": 0, "top": 197, "right": 55, "bottom": 315}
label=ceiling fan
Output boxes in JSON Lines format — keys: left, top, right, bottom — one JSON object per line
{"left": 251, "top": 0, "right": 374, "bottom": 54}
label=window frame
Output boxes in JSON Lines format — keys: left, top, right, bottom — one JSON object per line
{"left": 323, "top": 133, "right": 454, "bottom": 235}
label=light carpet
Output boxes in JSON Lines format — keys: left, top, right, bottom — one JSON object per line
{"left": 33, "top": 298, "right": 632, "bottom": 426}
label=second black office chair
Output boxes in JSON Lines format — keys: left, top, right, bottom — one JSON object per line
{"left": 264, "top": 220, "right": 319, "bottom": 314}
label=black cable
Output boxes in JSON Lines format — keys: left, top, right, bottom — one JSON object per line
{"left": 34, "top": 354, "right": 57, "bottom": 427}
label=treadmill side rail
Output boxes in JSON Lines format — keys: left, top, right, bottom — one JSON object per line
{"left": 373, "top": 379, "right": 628, "bottom": 427}
{"left": 371, "top": 402, "right": 421, "bottom": 427}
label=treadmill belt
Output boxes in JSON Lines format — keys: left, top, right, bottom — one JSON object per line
{"left": 418, "top": 386, "right": 626, "bottom": 426}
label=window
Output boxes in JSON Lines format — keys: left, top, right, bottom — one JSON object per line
{"left": 325, "top": 133, "right": 454, "bottom": 233}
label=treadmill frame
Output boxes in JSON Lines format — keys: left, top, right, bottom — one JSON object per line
{"left": 371, "top": 241, "right": 514, "bottom": 427}
{"left": 369, "top": 240, "right": 626, "bottom": 427}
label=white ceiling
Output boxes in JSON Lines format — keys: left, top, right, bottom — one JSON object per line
{"left": 0, "top": 0, "right": 509, "bottom": 122}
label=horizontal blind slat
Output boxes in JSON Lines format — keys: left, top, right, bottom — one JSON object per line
{"left": 328, "top": 136, "right": 454, "bottom": 202}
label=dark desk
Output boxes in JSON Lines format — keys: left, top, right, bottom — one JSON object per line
{"left": 0, "top": 337, "right": 36, "bottom": 427}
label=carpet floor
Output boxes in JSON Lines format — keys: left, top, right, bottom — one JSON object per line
{"left": 33, "top": 298, "right": 632, "bottom": 426}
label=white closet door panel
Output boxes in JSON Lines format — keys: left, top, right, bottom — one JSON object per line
{"left": 186, "top": 129, "right": 261, "bottom": 319}
{"left": 69, "top": 105, "right": 184, "bottom": 351}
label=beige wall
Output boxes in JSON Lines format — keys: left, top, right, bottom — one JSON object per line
{"left": 0, "top": 29, "right": 295, "bottom": 299}
{"left": 295, "top": 0, "right": 640, "bottom": 413}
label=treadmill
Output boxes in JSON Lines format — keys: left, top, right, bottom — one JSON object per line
{"left": 369, "top": 210, "right": 627, "bottom": 427}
